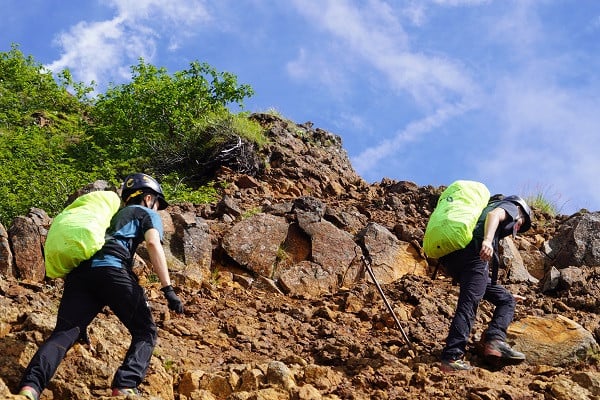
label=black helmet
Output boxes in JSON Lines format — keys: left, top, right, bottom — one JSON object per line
{"left": 503, "top": 195, "right": 531, "bottom": 233}
{"left": 121, "top": 173, "right": 169, "bottom": 210}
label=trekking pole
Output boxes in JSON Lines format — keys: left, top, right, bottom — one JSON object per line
{"left": 361, "top": 255, "right": 414, "bottom": 350}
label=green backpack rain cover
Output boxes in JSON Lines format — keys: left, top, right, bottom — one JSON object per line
{"left": 45, "top": 191, "right": 121, "bottom": 278}
{"left": 423, "top": 180, "right": 490, "bottom": 259}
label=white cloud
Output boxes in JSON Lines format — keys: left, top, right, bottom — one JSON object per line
{"left": 290, "top": 0, "right": 477, "bottom": 108}
{"left": 46, "top": 0, "right": 210, "bottom": 87}
{"left": 486, "top": 1, "right": 542, "bottom": 53}
{"left": 475, "top": 74, "right": 600, "bottom": 214}
{"left": 47, "top": 17, "right": 134, "bottom": 85}
{"left": 401, "top": 3, "right": 427, "bottom": 26}
{"left": 352, "top": 102, "right": 473, "bottom": 173}
{"left": 103, "top": 0, "right": 210, "bottom": 25}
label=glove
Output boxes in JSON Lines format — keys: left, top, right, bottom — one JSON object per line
{"left": 161, "top": 285, "right": 184, "bottom": 313}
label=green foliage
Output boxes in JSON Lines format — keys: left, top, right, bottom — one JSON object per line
{"left": 0, "top": 45, "right": 85, "bottom": 129}
{"left": 0, "top": 126, "right": 106, "bottom": 223}
{"left": 160, "top": 174, "right": 219, "bottom": 204}
{"left": 522, "top": 184, "right": 565, "bottom": 216}
{"left": 525, "top": 193, "right": 558, "bottom": 216}
{"left": 0, "top": 46, "right": 103, "bottom": 224}
{"left": 0, "top": 47, "right": 262, "bottom": 225}
{"left": 89, "top": 59, "right": 255, "bottom": 166}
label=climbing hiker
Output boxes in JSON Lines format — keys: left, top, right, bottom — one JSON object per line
{"left": 18, "top": 173, "right": 184, "bottom": 399}
{"left": 439, "top": 195, "right": 532, "bottom": 373}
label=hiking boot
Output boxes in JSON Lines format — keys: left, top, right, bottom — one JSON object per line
{"left": 111, "top": 387, "right": 140, "bottom": 397}
{"left": 18, "top": 386, "right": 39, "bottom": 400}
{"left": 440, "top": 357, "right": 474, "bottom": 373}
{"left": 484, "top": 339, "right": 526, "bottom": 363}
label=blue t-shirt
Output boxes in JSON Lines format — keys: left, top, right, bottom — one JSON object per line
{"left": 90, "top": 205, "right": 164, "bottom": 269}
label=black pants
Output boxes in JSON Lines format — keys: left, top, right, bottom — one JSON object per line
{"left": 440, "top": 241, "right": 515, "bottom": 361}
{"left": 20, "top": 265, "right": 157, "bottom": 393}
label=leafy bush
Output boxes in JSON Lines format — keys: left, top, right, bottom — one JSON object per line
{"left": 0, "top": 46, "right": 100, "bottom": 224}
{"left": 89, "top": 59, "right": 255, "bottom": 166}
{"left": 150, "top": 109, "right": 266, "bottom": 184}
{"left": 160, "top": 173, "right": 220, "bottom": 204}
{"left": 0, "top": 47, "right": 263, "bottom": 225}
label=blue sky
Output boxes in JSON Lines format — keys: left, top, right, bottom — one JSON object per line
{"left": 3, "top": 0, "right": 600, "bottom": 215}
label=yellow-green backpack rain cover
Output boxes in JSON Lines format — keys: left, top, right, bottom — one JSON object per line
{"left": 423, "top": 180, "right": 490, "bottom": 259}
{"left": 45, "top": 191, "right": 121, "bottom": 278}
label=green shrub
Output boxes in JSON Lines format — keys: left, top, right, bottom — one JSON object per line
{"left": 161, "top": 174, "right": 220, "bottom": 204}
{"left": 0, "top": 47, "right": 260, "bottom": 225}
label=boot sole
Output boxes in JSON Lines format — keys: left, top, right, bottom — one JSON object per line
{"left": 484, "top": 353, "right": 526, "bottom": 367}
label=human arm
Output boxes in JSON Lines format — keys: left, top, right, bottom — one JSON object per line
{"left": 479, "top": 207, "right": 509, "bottom": 262}
{"left": 145, "top": 228, "right": 184, "bottom": 313}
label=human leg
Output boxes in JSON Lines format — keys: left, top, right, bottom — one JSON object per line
{"left": 482, "top": 283, "right": 515, "bottom": 341}
{"left": 101, "top": 268, "right": 157, "bottom": 389}
{"left": 441, "top": 250, "right": 489, "bottom": 362}
{"left": 482, "top": 283, "right": 525, "bottom": 361}
{"left": 19, "top": 271, "right": 102, "bottom": 394}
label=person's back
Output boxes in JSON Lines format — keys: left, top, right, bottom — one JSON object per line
{"left": 91, "top": 203, "right": 165, "bottom": 269}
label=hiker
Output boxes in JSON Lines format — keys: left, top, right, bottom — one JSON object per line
{"left": 18, "top": 173, "right": 184, "bottom": 399}
{"left": 439, "top": 195, "right": 532, "bottom": 372}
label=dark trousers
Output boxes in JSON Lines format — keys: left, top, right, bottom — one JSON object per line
{"left": 20, "top": 265, "right": 157, "bottom": 394}
{"left": 440, "top": 241, "right": 515, "bottom": 361}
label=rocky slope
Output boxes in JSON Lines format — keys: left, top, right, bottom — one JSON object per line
{"left": 1, "top": 113, "right": 600, "bottom": 399}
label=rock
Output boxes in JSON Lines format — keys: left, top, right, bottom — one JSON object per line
{"left": 222, "top": 213, "right": 288, "bottom": 278}
{"left": 572, "top": 371, "right": 600, "bottom": 396}
{"left": 278, "top": 261, "right": 338, "bottom": 299}
{"left": 9, "top": 209, "right": 50, "bottom": 282}
{"left": 0, "top": 223, "right": 15, "bottom": 279}
{"left": 500, "top": 237, "right": 539, "bottom": 284}
{"left": 298, "top": 219, "right": 362, "bottom": 289}
{"left": 549, "top": 377, "right": 593, "bottom": 400}
{"left": 302, "top": 365, "right": 343, "bottom": 390}
{"left": 358, "top": 222, "right": 428, "bottom": 284}
{"left": 266, "top": 361, "right": 296, "bottom": 391}
{"left": 507, "top": 315, "right": 599, "bottom": 366}
{"left": 169, "top": 213, "right": 212, "bottom": 288}
{"left": 540, "top": 266, "right": 587, "bottom": 293}
{"left": 546, "top": 212, "right": 600, "bottom": 268}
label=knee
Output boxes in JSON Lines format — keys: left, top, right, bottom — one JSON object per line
{"left": 149, "top": 325, "right": 158, "bottom": 345}
{"left": 144, "top": 324, "right": 158, "bottom": 346}
{"left": 50, "top": 326, "right": 81, "bottom": 348}
{"left": 498, "top": 291, "right": 516, "bottom": 309}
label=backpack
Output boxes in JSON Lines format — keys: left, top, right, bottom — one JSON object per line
{"left": 45, "top": 191, "right": 121, "bottom": 278}
{"left": 423, "top": 180, "right": 490, "bottom": 259}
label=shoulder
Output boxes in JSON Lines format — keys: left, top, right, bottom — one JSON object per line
{"left": 116, "top": 205, "right": 160, "bottom": 223}
{"left": 490, "top": 200, "right": 519, "bottom": 220}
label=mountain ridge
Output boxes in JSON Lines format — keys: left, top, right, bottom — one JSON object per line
{"left": 1, "top": 113, "right": 600, "bottom": 399}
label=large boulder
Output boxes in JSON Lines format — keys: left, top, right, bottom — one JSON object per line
{"left": 358, "top": 222, "right": 429, "bottom": 284}
{"left": 507, "top": 315, "right": 599, "bottom": 366}
{"left": 169, "top": 212, "right": 213, "bottom": 289}
{"left": 8, "top": 208, "right": 50, "bottom": 282}
{"left": 0, "top": 223, "right": 15, "bottom": 279}
{"left": 222, "top": 213, "right": 289, "bottom": 278}
{"left": 546, "top": 212, "right": 600, "bottom": 268}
